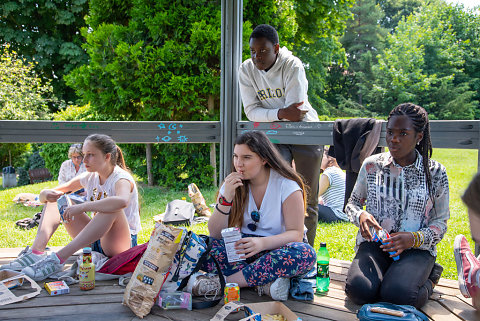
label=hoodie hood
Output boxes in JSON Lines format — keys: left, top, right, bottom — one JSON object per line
{"left": 268, "top": 47, "right": 294, "bottom": 74}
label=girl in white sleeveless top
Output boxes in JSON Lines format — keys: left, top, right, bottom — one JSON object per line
{"left": 1, "top": 134, "right": 141, "bottom": 281}
{"left": 190, "top": 131, "right": 316, "bottom": 301}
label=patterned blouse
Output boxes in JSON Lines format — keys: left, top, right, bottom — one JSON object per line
{"left": 345, "top": 151, "right": 449, "bottom": 257}
{"left": 58, "top": 159, "right": 86, "bottom": 185}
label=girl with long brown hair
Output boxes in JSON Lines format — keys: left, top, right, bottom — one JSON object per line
{"left": 189, "top": 131, "right": 316, "bottom": 301}
{"left": 1, "top": 134, "right": 141, "bottom": 281}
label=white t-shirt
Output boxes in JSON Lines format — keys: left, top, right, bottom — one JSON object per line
{"left": 221, "top": 169, "right": 302, "bottom": 236}
{"left": 79, "top": 166, "right": 141, "bottom": 235}
{"left": 320, "top": 166, "right": 348, "bottom": 221}
{"left": 58, "top": 160, "right": 86, "bottom": 185}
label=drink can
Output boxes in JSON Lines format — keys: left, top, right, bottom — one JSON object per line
{"left": 224, "top": 282, "right": 240, "bottom": 310}
{"left": 370, "top": 227, "right": 399, "bottom": 261}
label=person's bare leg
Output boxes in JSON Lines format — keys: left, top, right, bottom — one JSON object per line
{"left": 31, "top": 202, "right": 62, "bottom": 252}
{"left": 57, "top": 210, "right": 130, "bottom": 261}
{"left": 226, "top": 271, "right": 248, "bottom": 287}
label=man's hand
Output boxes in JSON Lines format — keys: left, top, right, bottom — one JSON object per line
{"left": 278, "top": 102, "right": 307, "bottom": 121}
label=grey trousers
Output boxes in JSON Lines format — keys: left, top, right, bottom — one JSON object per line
{"left": 276, "top": 144, "right": 323, "bottom": 247}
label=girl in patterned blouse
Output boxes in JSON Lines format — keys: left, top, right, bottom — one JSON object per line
{"left": 345, "top": 103, "right": 449, "bottom": 308}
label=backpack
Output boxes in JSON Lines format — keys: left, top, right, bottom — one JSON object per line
{"left": 157, "top": 200, "right": 196, "bottom": 225}
{"left": 160, "top": 229, "right": 225, "bottom": 309}
{"left": 357, "top": 302, "right": 429, "bottom": 321}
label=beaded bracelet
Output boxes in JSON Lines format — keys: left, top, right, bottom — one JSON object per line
{"left": 418, "top": 231, "right": 425, "bottom": 247}
{"left": 410, "top": 232, "right": 418, "bottom": 248}
{"left": 215, "top": 203, "right": 231, "bottom": 215}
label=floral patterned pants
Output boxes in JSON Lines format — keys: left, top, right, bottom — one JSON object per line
{"left": 202, "top": 233, "right": 316, "bottom": 287}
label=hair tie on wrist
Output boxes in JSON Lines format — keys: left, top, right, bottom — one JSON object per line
{"left": 215, "top": 204, "right": 231, "bottom": 215}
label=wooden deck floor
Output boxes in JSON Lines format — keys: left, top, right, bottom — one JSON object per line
{"left": 0, "top": 248, "right": 477, "bottom": 321}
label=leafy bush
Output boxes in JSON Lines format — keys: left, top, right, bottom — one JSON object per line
{"left": 40, "top": 143, "right": 71, "bottom": 181}
{"left": 16, "top": 145, "right": 47, "bottom": 186}
{"left": 121, "top": 143, "right": 214, "bottom": 190}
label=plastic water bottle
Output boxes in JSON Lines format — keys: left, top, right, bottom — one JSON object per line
{"left": 316, "top": 242, "right": 330, "bottom": 293}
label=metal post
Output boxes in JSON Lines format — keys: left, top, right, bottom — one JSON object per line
{"left": 476, "top": 121, "right": 480, "bottom": 256}
{"left": 220, "top": 0, "right": 243, "bottom": 182}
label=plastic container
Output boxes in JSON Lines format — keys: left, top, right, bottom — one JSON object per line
{"left": 316, "top": 242, "right": 330, "bottom": 293}
{"left": 79, "top": 247, "right": 95, "bottom": 290}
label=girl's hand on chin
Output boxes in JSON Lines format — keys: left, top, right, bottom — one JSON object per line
{"left": 223, "top": 172, "right": 244, "bottom": 200}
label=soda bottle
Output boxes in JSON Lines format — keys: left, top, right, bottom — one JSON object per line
{"left": 316, "top": 242, "right": 330, "bottom": 293}
{"left": 79, "top": 247, "right": 95, "bottom": 290}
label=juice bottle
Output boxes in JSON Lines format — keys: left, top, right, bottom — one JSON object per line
{"left": 316, "top": 242, "right": 330, "bottom": 293}
{"left": 79, "top": 247, "right": 95, "bottom": 290}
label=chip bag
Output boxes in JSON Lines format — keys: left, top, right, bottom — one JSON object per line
{"left": 123, "top": 223, "right": 182, "bottom": 318}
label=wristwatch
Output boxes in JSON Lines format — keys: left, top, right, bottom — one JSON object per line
{"left": 218, "top": 195, "right": 233, "bottom": 206}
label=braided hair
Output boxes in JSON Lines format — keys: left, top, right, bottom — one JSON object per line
{"left": 388, "top": 103, "right": 434, "bottom": 202}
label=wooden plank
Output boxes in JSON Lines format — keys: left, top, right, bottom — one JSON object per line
{"left": 0, "top": 301, "right": 135, "bottom": 320}
{"left": 421, "top": 300, "right": 463, "bottom": 321}
{"left": 433, "top": 294, "right": 478, "bottom": 321}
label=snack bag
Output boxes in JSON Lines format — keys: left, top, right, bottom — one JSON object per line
{"left": 123, "top": 223, "right": 183, "bottom": 318}
{"left": 188, "top": 183, "right": 211, "bottom": 217}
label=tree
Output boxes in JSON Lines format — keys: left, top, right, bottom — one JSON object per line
{"left": 0, "top": 45, "right": 53, "bottom": 169}
{"left": 377, "top": 0, "right": 426, "bottom": 31}
{"left": 0, "top": 45, "right": 52, "bottom": 120}
{"left": 340, "top": 0, "right": 387, "bottom": 105}
{"left": 365, "top": 2, "right": 480, "bottom": 119}
{"left": 64, "top": 0, "right": 356, "bottom": 187}
{"left": 0, "top": 0, "right": 89, "bottom": 105}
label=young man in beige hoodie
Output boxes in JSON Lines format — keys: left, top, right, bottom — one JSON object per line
{"left": 238, "top": 24, "right": 323, "bottom": 246}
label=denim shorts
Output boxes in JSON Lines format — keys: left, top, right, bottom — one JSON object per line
{"left": 91, "top": 234, "right": 138, "bottom": 256}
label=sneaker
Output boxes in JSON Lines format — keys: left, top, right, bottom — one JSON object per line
{"left": 256, "top": 278, "right": 290, "bottom": 301}
{"left": 189, "top": 272, "right": 221, "bottom": 297}
{"left": 428, "top": 262, "right": 444, "bottom": 288}
{"left": 454, "top": 234, "right": 480, "bottom": 298}
{"left": 22, "top": 252, "right": 64, "bottom": 281}
{"left": 0, "top": 246, "right": 46, "bottom": 271}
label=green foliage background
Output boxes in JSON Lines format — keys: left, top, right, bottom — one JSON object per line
{"left": 1, "top": 0, "right": 479, "bottom": 188}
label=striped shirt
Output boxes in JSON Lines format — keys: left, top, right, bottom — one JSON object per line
{"left": 345, "top": 151, "right": 449, "bottom": 257}
{"left": 320, "top": 166, "right": 347, "bottom": 221}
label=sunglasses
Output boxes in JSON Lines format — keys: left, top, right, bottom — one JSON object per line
{"left": 71, "top": 143, "right": 82, "bottom": 149}
{"left": 247, "top": 210, "right": 260, "bottom": 231}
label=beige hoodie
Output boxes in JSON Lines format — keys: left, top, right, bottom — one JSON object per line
{"left": 238, "top": 46, "right": 319, "bottom": 122}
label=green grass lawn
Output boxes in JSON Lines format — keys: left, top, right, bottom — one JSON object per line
{"left": 0, "top": 148, "right": 476, "bottom": 280}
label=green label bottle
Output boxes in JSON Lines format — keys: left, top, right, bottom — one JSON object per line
{"left": 316, "top": 242, "right": 330, "bottom": 293}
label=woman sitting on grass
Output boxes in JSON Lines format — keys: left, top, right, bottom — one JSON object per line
{"left": 58, "top": 143, "right": 87, "bottom": 186}
{"left": 344, "top": 103, "right": 449, "bottom": 308}
{"left": 188, "top": 131, "right": 316, "bottom": 301}
{"left": 317, "top": 146, "right": 347, "bottom": 223}
{"left": 1, "top": 134, "right": 141, "bottom": 281}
